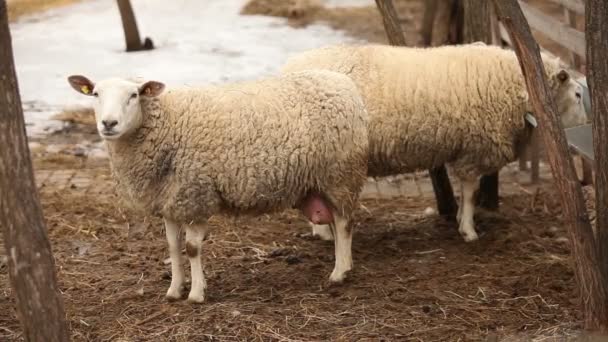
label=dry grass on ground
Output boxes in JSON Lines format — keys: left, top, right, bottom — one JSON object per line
{"left": 7, "top": 0, "right": 83, "bottom": 22}
{"left": 0, "top": 151, "right": 592, "bottom": 340}
{"left": 241, "top": 0, "right": 425, "bottom": 45}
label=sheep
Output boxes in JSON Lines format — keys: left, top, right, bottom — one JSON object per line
{"left": 66, "top": 69, "right": 369, "bottom": 303}
{"left": 281, "top": 43, "right": 587, "bottom": 243}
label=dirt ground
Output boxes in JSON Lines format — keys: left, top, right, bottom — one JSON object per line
{"left": 0, "top": 1, "right": 600, "bottom": 341}
{"left": 0, "top": 132, "right": 592, "bottom": 340}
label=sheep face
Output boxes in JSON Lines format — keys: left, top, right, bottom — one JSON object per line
{"left": 67, "top": 75, "right": 165, "bottom": 140}
{"left": 552, "top": 70, "right": 587, "bottom": 128}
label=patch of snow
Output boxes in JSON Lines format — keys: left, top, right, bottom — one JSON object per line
{"left": 10, "top": 0, "right": 366, "bottom": 137}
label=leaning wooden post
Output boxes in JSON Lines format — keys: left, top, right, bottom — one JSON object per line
{"left": 0, "top": 1, "right": 70, "bottom": 340}
{"left": 492, "top": 0, "right": 608, "bottom": 332}
{"left": 375, "top": 0, "right": 458, "bottom": 218}
{"left": 462, "top": 0, "right": 499, "bottom": 210}
{"left": 586, "top": 0, "right": 608, "bottom": 330}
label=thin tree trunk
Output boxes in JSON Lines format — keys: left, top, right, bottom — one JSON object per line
{"left": 0, "top": 1, "right": 70, "bottom": 341}
{"left": 493, "top": 0, "right": 608, "bottom": 332}
{"left": 421, "top": 0, "right": 438, "bottom": 46}
{"left": 431, "top": 0, "right": 459, "bottom": 46}
{"left": 117, "top": 0, "right": 153, "bottom": 52}
{"left": 375, "top": 0, "right": 458, "bottom": 219}
{"left": 586, "top": 0, "right": 608, "bottom": 331}
{"left": 462, "top": 0, "right": 499, "bottom": 210}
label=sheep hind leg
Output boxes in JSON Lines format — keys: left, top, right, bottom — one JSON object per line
{"left": 329, "top": 214, "right": 353, "bottom": 283}
{"left": 456, "top": 181, "right": 464, "bottom": 224}
{"left": 458, "top": 178, "right": 479, "bottom": 242}
{"left": 310, "top": 223, "right": 334, "bottom": 241}
{"left": 185, "top": 224, "right": 208, "bottom": 303}
{"left": 164, "top": 218, "right": 185, "bottom": 301}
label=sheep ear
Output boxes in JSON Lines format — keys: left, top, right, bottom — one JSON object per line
{"left": 139, "top": 81, "right": 165, "bottom": 97}
{"left": 68, "top": 75, "right": 95, "bottom": 96}
{"left": 555, "top": 69, "right": 570, "bottom": 84}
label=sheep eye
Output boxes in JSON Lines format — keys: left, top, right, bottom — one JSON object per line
{"left": 130, "top": 93, "right": 138, "bottom": 99}
{"left": 93, "top": 91, "right": 99, "bottom": 97}
{"left": 575, "top": 92, "right": 581, "bottom": 99}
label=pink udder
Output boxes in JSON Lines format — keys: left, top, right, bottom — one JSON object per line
{"left": 300, "top": 194, "right": 334, "bottom": 225}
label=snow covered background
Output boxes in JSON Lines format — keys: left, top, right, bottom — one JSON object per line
{"left": 9, "top": 0, "right": 374, "bottom": 136}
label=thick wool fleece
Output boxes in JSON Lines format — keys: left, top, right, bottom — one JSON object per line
{"left": 107, "top": 70, "right": 369, "bottom": 224}
{"left": 281, "top": 43, "right": 567, "bottom": 179}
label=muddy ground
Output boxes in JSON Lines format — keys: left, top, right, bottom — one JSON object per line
{"left": 0, "top": 0, "right": 599, "bottom": 341}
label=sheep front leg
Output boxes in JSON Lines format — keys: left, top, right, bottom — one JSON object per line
{"left": 329, "top": 214, "right": 353, "bottom": 283}
{"left": 185, "top": 224, "right": 207, "bottom": 303}
{"left": 458, "top": 179, "right": 479, "bottom": 242}
{"left": 310, "top": 223, "right": 334, "bottom": 241}
{"left": 164, "top": 219, "right": 185, "bottom": 301}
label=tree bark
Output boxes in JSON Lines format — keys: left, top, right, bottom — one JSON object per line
{"left": 462, "top": 0, "right": 499, "bottom": 210}
{"left": 0, "top": 1, "right": 70, "bottom": 341}
{"left": 586, "top": 0, "right": 608, "bottom": 331}
{"left": 421, "top": 0, "right": 438, "bottom": 46}
{"left": 374, "top": 0, "right": 406, "bottom": 46}
{"left": 493, "top": 0, "right": 608, "bottom": 332}
{"left": 375, "top": 0, "right": 458, "bottom": 218}
{"left": 116, "top": 0, "right": 153, "bottom": 52}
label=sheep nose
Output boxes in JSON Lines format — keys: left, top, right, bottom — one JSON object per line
{"left": 102, "top": 120, "right": 118, "bottom": 129}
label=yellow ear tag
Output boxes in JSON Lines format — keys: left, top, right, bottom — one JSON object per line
{"left": 81, "top": 85, "right": 90, "bottom": 94}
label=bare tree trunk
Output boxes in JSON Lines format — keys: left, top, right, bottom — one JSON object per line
{"left": 430, "top": 0, "right": 460, "bottom": 46}
{"left": 375, "top": 0, "right": 458, "bottom": 219}
{"left": 375, "top": 0, "right": 406, "bottom": 46}
{"left": 586, "top": 0, "right": 608, "bottom": 331}
{"left": 493, "top": 0, "right": 608, "bottom": 332}
{"left": 421, "top": 0, "right": 438, "bottom": 46}
{"left": 116, "top": 0, "right": 153, "bottom": 52}
{"left": 462, "top": 0, "right": 499, "bottom": 210}
{"left": 0, "top": 2, "right": 70, "bottom": 341}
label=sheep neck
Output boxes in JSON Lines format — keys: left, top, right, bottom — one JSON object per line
{"left": 104, "top": 97, "right": 176, "bottom": 211}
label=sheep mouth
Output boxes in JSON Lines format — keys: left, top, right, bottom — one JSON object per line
{"left": 101, "top": 130, "right": 118, "bottom": 137}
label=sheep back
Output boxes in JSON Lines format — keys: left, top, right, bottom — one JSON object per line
{"left": 281, "top": 44, "right": 565, "bottom": 178}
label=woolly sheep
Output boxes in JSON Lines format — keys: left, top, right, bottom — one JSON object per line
{"left": 67, "top": 70, "right": 369, "bottom": 303}
{"left": 281, "top": 43, "right": 587, "bottom": 242}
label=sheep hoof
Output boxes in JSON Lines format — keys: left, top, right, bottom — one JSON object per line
{"left": 186, "top": 293, "right": 206, "bottom": 304}
{"left": 459, "top": 225, "right": 479, "bottom": 242}
{"left": 329, "top": 269, "right": 349, "bottom": 283}
{"left": 165, "top": 289, "right": 183, "bottom": 302}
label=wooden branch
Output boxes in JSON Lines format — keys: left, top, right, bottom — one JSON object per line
{"left": 375, "top": 0, "right": 458, "bottom": 218}
{"left": 518, "top": 0, "right": 585, "bottom": 57}
{"left": 586, "top": 0, "right": 608, "bottom": 330}
{"left": 492, "top": 0, "right": 608, "bottom": 332}
{"left": 0, "top": 2, "right": 70, "bottom": 341}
